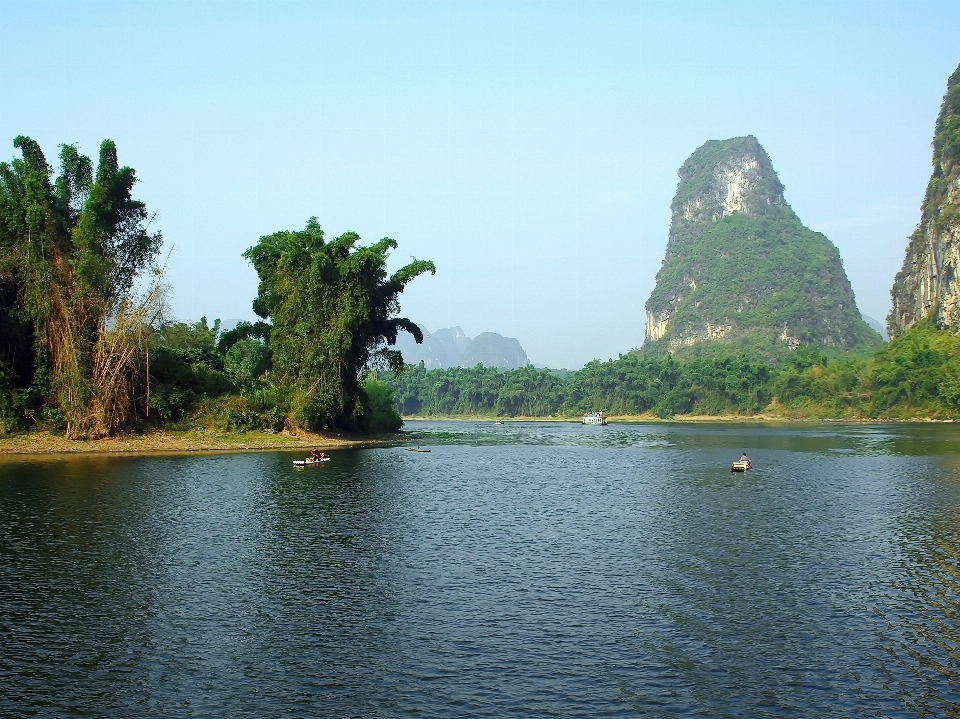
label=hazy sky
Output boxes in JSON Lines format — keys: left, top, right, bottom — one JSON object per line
{"left": 2, "top": 1, "right": 958, "bottom": 368}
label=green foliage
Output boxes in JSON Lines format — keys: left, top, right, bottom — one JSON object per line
{"left": 388, "top": 363, "right": 563, "bottom": 417}
{"left": 386, "top": 353, "right": 770, "bottom": 419}
{"left": 244, "top": 218, "right": 434, "bottom": 432}
{"left": 931, "top": 64, "right": 960, "bottom": 191}
{"left": 146, "top": 319, "right": 239, "bottom": 420}
{"left": 0, "top": 137, "right": 162, "bottom": 436}
{"left": 867, "top": 322, "right": 960, "bottom": 417}
{"left": 194, "top": 390, "right": 288, "bottom": 433}
{"left": 224, "top": 338, "right": 270, "bottom": 386}
{"left": 386, "top": 324, "right": 960, "bottom": 421}
{"left": 359, "top": 376, "right": 402, "bottom": 433}
{"left": 146, "top": 342, "right": 234, "bottom": 421}
{"left": 158, "top": 317, "right": 220, "bottom": 352}
{"left": 216, "top": 320, "right": 270, "bottom": 355}
{"left": 567, "top": 352, "right": 772, "bottom": 417}
{"left": 649, "top": 136, "right": 880, "bottom": 354}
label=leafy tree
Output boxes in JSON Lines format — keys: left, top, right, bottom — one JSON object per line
{"left": 0, "top": 137, "right": 162, "bottom": 436}
{"left": 244, "top": 218, "right": 434, "bottom": 431}
{"left": 224, "top": 338, "right": 270, "bottom": 386}
{"left": 158, "top": 317, "right": 220, "bottom": 353}
{"left": 216, "top": 320, "right": 270, "bottom": 355}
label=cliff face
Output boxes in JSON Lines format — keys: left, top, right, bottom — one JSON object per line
{"left": 889, "top": 64, "right": 960, "bottom": 336}
{"left": 644, "top": 136, "right": 879, "bottom": 352}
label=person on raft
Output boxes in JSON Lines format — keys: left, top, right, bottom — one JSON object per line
{"left": 309, "top": 448, "right": 320, "bottom": 462}
{"left": 740, "top": 453, "right": 750, "bottom": 463}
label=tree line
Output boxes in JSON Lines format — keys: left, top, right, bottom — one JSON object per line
{"left": 385, "top": 322, "right": 960, "bottom": 420}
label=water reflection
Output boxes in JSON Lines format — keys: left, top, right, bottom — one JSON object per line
{"left": 408, "top": 419, "right": 960, "bottom": 457}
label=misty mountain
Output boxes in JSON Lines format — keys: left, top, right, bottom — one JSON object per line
{"left": 460, "top": 333, "right": 529, "bottom": 369}
{"left": 393, "top": 325, "right": 530, "bottom": 369}
{"left": 861, "top": 315, "right": 889, "bottom": 342}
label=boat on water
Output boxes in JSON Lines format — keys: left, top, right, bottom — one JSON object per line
{"left": 582, "top": 411, "right": 607, "bottom": 425}
{"left": 406, "top": 447, "right": 431, "bottom": 453}
{"left": 731, "top": 460, "right": 752, "bottom": 472}
{"left": 293, "top": 457, "right": 330, "bottom": 467}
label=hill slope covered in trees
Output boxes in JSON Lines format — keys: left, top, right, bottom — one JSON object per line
{"left": 645, "top": 136, "right": 880, "bottom": 355}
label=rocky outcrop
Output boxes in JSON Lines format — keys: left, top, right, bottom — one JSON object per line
{"left": 644, "top": 136, "right": 879, "bottom": 353}
{"left": 673, "top": 138, "right": 784, "bottom": 224}
{"left": 889, "top": 64, "right": 960, "bottom": 336}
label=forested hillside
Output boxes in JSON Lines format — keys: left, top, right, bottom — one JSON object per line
{"left": 645, "top": 136, "right": 880, "bottom": 353}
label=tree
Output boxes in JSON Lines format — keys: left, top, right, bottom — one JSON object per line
{"left": 0, "top": 137, "right": 162, "bottom": 436}
{"left": 244, "top": 218, "right": 434, "bottom": 431}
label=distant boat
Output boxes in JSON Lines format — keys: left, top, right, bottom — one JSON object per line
{"left": 731, "top": 460, "right": 752, "bottom": 472}
{"left": 494, "top": 420, "right": 504, "bottom": 425}
{"left": 293, "top": 457, "right": 330, "bottom": 467}
{"left": 406, "top": 447, "right": 432, "bottom": 453}
{"left": 582, "top": 411, "right": 607, "bottom": 425}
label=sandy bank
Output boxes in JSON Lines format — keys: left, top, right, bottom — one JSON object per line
{"left": 0, "top": 429, "right": 396, "bottom": 457}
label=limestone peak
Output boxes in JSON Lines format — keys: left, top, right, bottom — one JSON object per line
{"left": 644, "top": 136, "right": 879, "bottom": 353}
{"left": 672, "top": 135, "right": 785, "bottom": 225}
{"left": 889, "top": 63, "right": 960, "bottom": 336}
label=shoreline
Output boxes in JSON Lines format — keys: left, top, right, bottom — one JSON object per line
{"left": 0, "top": 429, "right": 398, "bottom": 457}
{"left": 3, "top": 412, "right": 954, "bottom": 457}
{"left": 402, "top": 414, "right": 956, "bottom": 424}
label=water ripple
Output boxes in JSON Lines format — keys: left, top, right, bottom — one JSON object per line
{"left": 2, "top": 422, "right": 960, "bottom": 716}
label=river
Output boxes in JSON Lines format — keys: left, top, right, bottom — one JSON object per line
{"left": 3, "top": 420, "right": 960, "bottom": 717}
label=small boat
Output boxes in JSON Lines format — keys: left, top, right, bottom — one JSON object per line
{"left": 582, "top": 411, "right": 607, "bottom": 425}
{"left": 494, "top": 420, "right": 504, "bottom": 425}
{"left": 293, "top": 457, "right": 330, "bottom": 467}
{"left": 731, "top": 460, "right": 752, "bottom": 472}
{"left": 405, "top": 447, "right": 431, "bottom": 453}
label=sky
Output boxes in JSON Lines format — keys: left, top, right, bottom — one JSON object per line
{"left": 1, "top": 1, "right": 958, "bottom": 369}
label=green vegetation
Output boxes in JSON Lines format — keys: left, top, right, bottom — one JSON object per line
{"left": 0, "top": 138, "right": 432, "bottom": 438}
{"left": 670, "top": 136, "right": 784, "bottom": 221}
{"left": 0, "top": 136, "right": 162, "bottom": 437}
{"left": 244, "top": 218, "right": 434, "bottom": 432}
{"left": 926, "top": 64, "right": 960, "bottom": 217}
{"left": 386, "top": 322, "right": 960, "bottom": 420}
{"left": 650, "top": 208, "right": 881, "bottom": 351}
{"left": 3, "top": 130, "right": 956, "bottom": 440}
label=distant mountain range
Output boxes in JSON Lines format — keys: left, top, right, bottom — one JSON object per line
{"left": 393, "top": 325, "right": 530, "bottom": 369}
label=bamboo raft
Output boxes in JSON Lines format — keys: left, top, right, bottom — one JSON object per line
{"left": 731, "top": 460, "right": 752, "bottom": 472}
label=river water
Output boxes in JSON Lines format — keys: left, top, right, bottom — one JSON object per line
{"left": 3, "top": 421, "right": 960, "bottom": 717}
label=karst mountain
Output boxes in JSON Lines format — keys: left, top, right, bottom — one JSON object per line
{"left": 889, "top": 63, "right": 960, "bottom": 336}
{"left": 644, "top": 135, "right": 880, "bottom": 353}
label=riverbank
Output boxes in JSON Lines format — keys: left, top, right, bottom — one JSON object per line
{"left": 0, "top": 429, "right": 396, "bottom": 456}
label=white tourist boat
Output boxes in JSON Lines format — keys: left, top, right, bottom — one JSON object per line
{"left": 582, "top": 411, "right": 607, "bottom": 425}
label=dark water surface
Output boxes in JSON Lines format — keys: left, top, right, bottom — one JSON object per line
{"left": 3, "top": 421, "right": 960, "bottom": 717}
